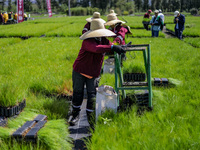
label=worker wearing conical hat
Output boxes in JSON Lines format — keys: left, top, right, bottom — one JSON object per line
{"left": 82, "top": 12, "right": 106, "bottom": 34}
{"left": 108, "top": 10, "right": 118, "bottom": 16}
{"left": 69, "top": 18, "right": 125, "bottom": 127}
{"left": 105, "top": 13, "right": 128, "bottom": 45}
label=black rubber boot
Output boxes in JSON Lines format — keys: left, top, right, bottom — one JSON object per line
{"left": 86, "top": 111, "right": 95, "bottom": 130}
{"left": 68, "top": 107, "right": 81, "bottom": 126}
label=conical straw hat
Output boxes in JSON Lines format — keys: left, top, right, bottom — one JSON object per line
{"left": 105, "top": 13, "right": 125, "bottom": 26}
{"left": 80, "top": 19, "right": 116, "bottom": 40}
{"left": 86, "top": 12, "right": 106, "bottom": 23}
{"left": 108, "top": 10, "right": 118, "bottom": 16}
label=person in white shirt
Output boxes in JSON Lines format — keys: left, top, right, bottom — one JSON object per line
{"left": 158, "top": 9, "right": 164, "bottom": 23}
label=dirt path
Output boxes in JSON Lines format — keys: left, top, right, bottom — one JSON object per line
{"left": 162, "top": 26, "right": 176, "bottom": 38}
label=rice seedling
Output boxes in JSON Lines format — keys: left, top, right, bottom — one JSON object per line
{"left": 0, "top": 38, "right": 22, "bottom": 48}
{"left": 38, "top": 119, "right": 72, "bottom": 150}
{"left": 130, "top": 29, "right": 165, "bottom": 37}
{"left": 183, "top": 38, "right": 200, "bottom": 48}
{"left": 0, "top": 22, "right": 66, "bottom": 37}
{"left": 0, "top": 82, "right": 25, "bottom": 107}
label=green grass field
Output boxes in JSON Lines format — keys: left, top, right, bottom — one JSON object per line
{"left": 0, "top": 15, "right": 199, "bottom": 149}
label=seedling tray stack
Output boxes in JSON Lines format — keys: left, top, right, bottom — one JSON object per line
{"left": 135, "top": 91, "right": 149, "bottom": 107}
{"left": 12, "top": 114, "right": 47, "bottom": 142}
{"left": 0, "top": 99, "right": 26, "bottom": 118}
{"left": 123, "top": 73, "right": 146, "bottom": 82}
{"left": 154, "top": 78, "right": 169, "bottom": 87}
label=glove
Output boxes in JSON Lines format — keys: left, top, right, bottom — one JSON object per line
{"left": 121, "top": 42, "right": 132, "bottom": 48}
{"left": 111, "top": 45, "right": 125, "bottom": 54}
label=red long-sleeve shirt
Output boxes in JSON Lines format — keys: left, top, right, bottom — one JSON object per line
{"left": 144, "top": 13, "right": 150, "bottom": 19}
{"left": 73, "top": 38, "right": 112, "bottom": 77}
{"left": 112, "top": 25, "right": 128, "bottom": 45}
{"left": 82, "top": 22, "right": 90, "bottom": 34}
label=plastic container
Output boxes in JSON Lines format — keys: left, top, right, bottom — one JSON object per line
{"left": 96, "top": 85, "right": 118, "bottom": 120}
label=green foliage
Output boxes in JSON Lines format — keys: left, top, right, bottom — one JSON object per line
{"left": 190, "top": 8, "right": 198, "bottom": 15}
{"left": 0, "top": 22, "right": 65, "bottom": 37}
{"left": 123, "top": 11, "right": 129, "bottom": 16}
{"left": 38, "top": 120, "right": 72, "bottom": 150}
{"left": 89, "top": 38, "right": 200, "bottom": 149}
{"left": 99, "top": 74, "right": 115, "bottom": 88}
{"left": 66, "top": 7, "right": 101, "bottom": 16}
{"left": 184, "top": 38, "right": 200, "bottom": 48}
{"left": 0, "top": 82, "right": 25, "bottom": 107}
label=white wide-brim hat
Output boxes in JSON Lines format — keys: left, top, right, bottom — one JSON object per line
{"left": 105, "top": 14, "right": 125, "bottom": 26}
{"left": 174, "top": 11, "right": 179, "bottom": 17}
{"left": 86, "top": 12, "right": 106, "bottom": 23}
{"left": 80, "top": 19, "right": 116, "bottom": 40}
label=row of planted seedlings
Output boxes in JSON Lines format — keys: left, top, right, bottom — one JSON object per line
{"left": 0, "top": 37, "right": 83, "bottom": 149}
{"left": 0, "top": 15, "right": 167, "bottom": 38}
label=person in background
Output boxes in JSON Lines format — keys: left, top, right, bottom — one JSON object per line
{"left": 24, "top": 13, "right": 28, "bottom": 21}
{"left": 68, "top": 17, "right": 125, "bottom": 127}
{"left": 0, "top": 12, "right": 4, "bottom": 24}
{"left": 105, "top": 13, "right": 128, "bottom": 45}
{"left": 3, "top": 12, "right": 8, "bottom": 24}
{"left": 174, "top": 11, "right": 185, "bottom": 40}
{"left": 13, "top": 12, "right": 18, "bottom": 23}
{"left": 82, "top": 12, "right": 105, "bottom": 34}
{"left": 143, "top": 9, "right": 152, "bottom": 30}
{"left": 158, "top": 9, "right": 164, "bottom": 23}
{"left": 150, "top": 10, "right": 163, "bottom": 37}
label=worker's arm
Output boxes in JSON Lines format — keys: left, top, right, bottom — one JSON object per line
{"left": 113, "top": 27, "right": 127, "bottom": 45}
{"left": 82, "top": 22, "right": 90, "bottom": 34}
{"left": 82, "top": 38, "right": 125, "bottom": 54}
{"left": 82, "top": 38, "right": 112, "bottom": 53}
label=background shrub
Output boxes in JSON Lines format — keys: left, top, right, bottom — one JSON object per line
{"left": 190, "top": 8, "right": 198, "bottom": 15}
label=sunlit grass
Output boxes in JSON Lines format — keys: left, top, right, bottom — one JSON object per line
{"left": 89, "top": 38, "right": 200, "bottom": 149}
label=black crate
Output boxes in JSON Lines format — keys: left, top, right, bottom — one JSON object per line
{"left": 124, "top": 73, "right": 146, "bottom": 82}
{"left": 12, "top": 127, "right": 29, "bottom": 139}
{"left": 34, "top": 120, "right": 47, "bottom": 129}
{"left": 25, "top": 127, "right": 40, "bottom": 142}
{"left": 135, "top": 91, "right": 149, "bottom": 107}
{"left": 21, "top": 121, "right": 36, "bottom": 129}
{"left": 34, "top": 114, "right": 47, "bottom": 122}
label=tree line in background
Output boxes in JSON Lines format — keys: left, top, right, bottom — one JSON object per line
{"left": 0, "top": 0, "right": 199, "bottom": 15}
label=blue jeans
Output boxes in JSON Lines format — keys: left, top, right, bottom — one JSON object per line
{"left": 175, "top": 29, "right": 183, "bottom": 40}
{"left": 72, "top": 70, "right": 97, "bottom": 111}
{"left": 152, "top": 30, "right": 159, "bottom": 37}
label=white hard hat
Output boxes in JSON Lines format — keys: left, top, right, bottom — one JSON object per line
{"left": 174, "top": 11, "right": 179, "bottom": 17}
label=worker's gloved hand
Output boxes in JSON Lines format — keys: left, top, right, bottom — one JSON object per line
{"left": 111, "top": 45, "right": 125, "bottom": 54}
{"left": 121, "top": 42, "right": 132, "bottom": 48}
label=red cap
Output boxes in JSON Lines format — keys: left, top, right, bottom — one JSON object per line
{"left": 148, "top": 10, "right": 152, "bottom": 13}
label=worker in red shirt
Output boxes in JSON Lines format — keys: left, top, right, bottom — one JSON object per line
{"left": 82, "top": 12, "right": 105, "bottom": 34}
{"left": 143, "top": 9, "right": 152, "bottom": 30}
{"left": 144, "top": 9, "right": 152, "bottom": 19}
{"left": 105, "top": 13, "right": 128, "bottom": 45}
{"left": 69, "top": 18, "right": 125, "bottom": 127}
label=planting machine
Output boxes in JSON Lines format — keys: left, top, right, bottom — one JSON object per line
{"left": 114, "top": 44, "right": 153, "bottom": 110}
